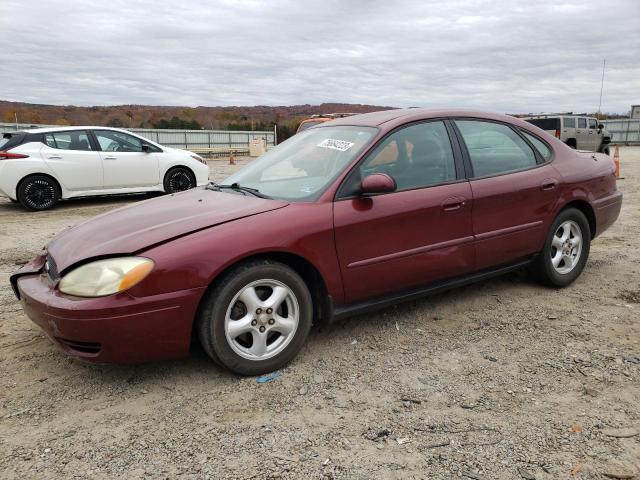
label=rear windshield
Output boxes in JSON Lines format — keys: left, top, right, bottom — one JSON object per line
{"left": 0, "top": 132, "right": 27, "bottom": 150}
{"left": 525, "top": 118, "right": 560, "bottom": 130}
{"left": 297, "top": 120, "right": 326, "bottom": 132}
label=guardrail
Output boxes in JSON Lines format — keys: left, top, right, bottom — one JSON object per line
{"left": 601, "top": 119, "right": 640, "bottom": 145}
{"left": 0, "top": 123, "right": 276, "bottom": 155}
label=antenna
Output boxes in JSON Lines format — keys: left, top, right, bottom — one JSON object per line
{"left": 597, "top": 58, "right": 606, "bottom": 118}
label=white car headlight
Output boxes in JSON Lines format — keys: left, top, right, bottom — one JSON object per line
{"left": 190, "top": 154, "right": 206, "bottom": 165}
{"left": 58, "top": 257, "right": 154, "bottom": 297}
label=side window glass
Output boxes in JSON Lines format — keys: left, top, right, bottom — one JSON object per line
{"left": 46, "top": 131, "right": 92, "bottom": 151}
{"left": 521, "top": 131, "right": 551, "bottom": 161}
{"left": 455, "top": 120, "right": 537, "bottom": 177}
{"left": 578, "top": 118, "right": 587, "bottom": 128}
{"left": 356, "top": 121, "right": 457, "bottom": 193}
{"left": 564, "top": 117, "right": 575, "bottom": 128}
{"left": 94, "top": 130, "right": 143, "bottom": 152}
{"left": 589, "top": 119, "right": 598, "bottom": 129}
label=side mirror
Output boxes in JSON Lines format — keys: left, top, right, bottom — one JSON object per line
{"left": 360, "top": 173, "right": 396, "bottom": 195}
{"left": 142, "top": 144, "right": 152, "bottom": 153}
{"left": 598, "top": 123, "right": 604, "bottom": 130}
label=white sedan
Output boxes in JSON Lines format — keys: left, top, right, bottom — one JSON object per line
{"left": 0, "top": 126, "right": 210, "bottom": 210}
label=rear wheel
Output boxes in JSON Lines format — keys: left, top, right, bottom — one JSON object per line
{"left": 17, "top": 175, "right": 60, "bottom": 211}
{"left": 531, "top": 208, "right": 590, "bottom": 287}
{"left": 164, "top": 167, "right": 195, "bottom": 194}
{"left": 196, "top": 259, "right": 313, "bottom": 375}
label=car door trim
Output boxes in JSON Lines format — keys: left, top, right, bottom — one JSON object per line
{"left": 474, "top": 220, "right": 544, "bottom": 241}
{"left": 347, "top": 235, "right": 475, "bottom": 269}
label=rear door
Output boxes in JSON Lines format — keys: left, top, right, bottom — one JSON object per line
{"left": 93, "top": 130, "right": 160, "bottom": 188}
{"left": 562, "top": 117, "right": 576, "bottom": 146}
{"left": 333, "top": 120, "right": 475, "bottom": 303}
{"left": 41, "top": 130, "right": 103, "bottom": 190}
{"left": 453, "top": 119, "right": 560, "bottom": 270}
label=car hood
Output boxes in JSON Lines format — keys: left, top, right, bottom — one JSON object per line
{"left": 47, "top": 189, "right": 289, "bottom": 272}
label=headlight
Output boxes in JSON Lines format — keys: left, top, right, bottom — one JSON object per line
{"left": 58, "top": 257, "right": 154, "bottom": 297}
{"left": 190, "top": 154, "right": 206, "bottom": 164}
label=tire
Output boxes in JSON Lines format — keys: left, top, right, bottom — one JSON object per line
{"left": 531, "top": 208, "right": 591, "bottom": 287}
{"left": 163, "top": 167, "right": 195, "bottom": 194}
{"left": 566, "top": 139, "right": 577, "bottom": 149}
{"left": 17, "top": 175, "right": 60, "bottom": 211}
{"left": 196, "top": 259, "right": 313, "bottom": 375}
{"left": 600, "top": 145, "right": 611, "bottom": 156}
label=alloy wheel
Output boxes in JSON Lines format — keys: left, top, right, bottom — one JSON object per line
{"left": 22, "top": 179, "right": 57, "bottom": 210}
{"left": 224, "top": 279, "right": 299, "bottom": 361}
{"left": 167, "top": 169, "right": 194, "bottom": 192}
{"left": 550, "top": 220, "right": 583, "bottom": 274}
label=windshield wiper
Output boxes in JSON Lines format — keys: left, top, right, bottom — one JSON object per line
{"left": 206, "top": 182, "right": 271, "bottom": 199}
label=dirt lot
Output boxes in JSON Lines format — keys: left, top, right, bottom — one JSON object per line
{"left": 1, "top": 150, "right": 639, "bottom": 480}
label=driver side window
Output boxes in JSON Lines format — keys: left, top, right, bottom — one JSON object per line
{"left": 341, "top": 121, "right": 457, "bottom": 196}
{"left": 94, "top": 130, "right": 143, "bottom": 152}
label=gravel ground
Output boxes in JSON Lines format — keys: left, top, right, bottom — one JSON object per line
{"left": 0, "top": 150, "right": 639, "bottom": 479}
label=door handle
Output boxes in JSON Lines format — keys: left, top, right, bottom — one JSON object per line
{"left": 441, "top": 198, "right": 466, "bottom": 212}
{"left": 103, "top": 156, "right": 117, "bottom": 160}
{"left": 47, "top": 155, "right": 62, "bottom": 159}
{"left": 541, "top": 181, "right": 557, "bottom": 191}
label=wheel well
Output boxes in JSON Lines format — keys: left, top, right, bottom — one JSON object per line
{"left": 566, "top": 138, "right": 577, "bottom": 148}
{"left": 16, "top": 173, "right": 62, "bottom": 199}
{"left": 562, "top": 200, "right": 596, "bottom": 238}
{"left": 205, "top": 252, "right": 332, "bottom": 325}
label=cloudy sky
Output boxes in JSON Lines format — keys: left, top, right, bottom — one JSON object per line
{"left": 1, "top": 0, "right": 638, "bottom": 113}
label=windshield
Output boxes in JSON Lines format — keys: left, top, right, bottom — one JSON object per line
{"left": 222, "top": 126, "right": 377, "bottom": 201}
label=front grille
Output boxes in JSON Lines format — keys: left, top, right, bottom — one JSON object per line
{"left": 44, "top": 254, "right": 59, "bottom": 283}
{"left": 56, "top": 338, "right": 102, "bottom": 355}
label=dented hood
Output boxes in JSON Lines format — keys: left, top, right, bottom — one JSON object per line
{"left": 47, "top": 189, "right": 289, "bottom": 272}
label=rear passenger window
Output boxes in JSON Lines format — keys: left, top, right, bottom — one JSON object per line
{"left": 589, "top": 119, "right": 598, "bottom": 129}
{"left": 521, "top": 131, "right": 552, "bottom": 161}
{"left": 45, "top": 131, "right": 93, "bottom": 151}
{"left": 455, "top": 120, "right": 537, "bottom": 177}
{"left": 563, "top": 117, "right": 576, "bottom": 128}
{"left": 578, "top": 118, "right": 587, "bottom": 128}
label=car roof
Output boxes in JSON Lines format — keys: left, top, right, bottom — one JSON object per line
{"left": 322, "top": 108, "right": 532, "bottom": 130}
{"left": 21, "top": 126, "right": 131, "bottom": 134}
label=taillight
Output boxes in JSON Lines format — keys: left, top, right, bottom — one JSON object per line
{"left": 555, "top": 129, "right": 561, "bottom": 138}
{"left": 0, "top": 151, "right": 29, "bottom": 160}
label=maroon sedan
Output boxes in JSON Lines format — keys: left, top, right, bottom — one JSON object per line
{"left": 11, "top": 109, "right": 622, "bottom": 375}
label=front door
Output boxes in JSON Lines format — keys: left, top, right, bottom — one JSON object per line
{"left": 93, "top": 130, "right": 159, "bottom": 188}
{"left": 41, "top": 130, "right": 103, "bottom": 190}
{"left": 576, "top": 117, "right": 589, "bottom": 150}
{"left": 453, "top": 119, "right": 560, "bottom": 270}
{"left": 333, "top": 120, "right": 475, "bottom": 303}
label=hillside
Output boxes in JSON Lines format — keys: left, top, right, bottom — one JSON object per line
{"left": 0, "top": 100, "right": 394, "bottom": 139}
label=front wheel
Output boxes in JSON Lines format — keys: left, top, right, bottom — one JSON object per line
{"left": 196, "top": 259, "right": 313, "bottom": 375}
{"left": 164, "top": 167, "right": 195, "bottom": 194}
{"left": 531, "top": 208, "right": 591, "bottom": 287}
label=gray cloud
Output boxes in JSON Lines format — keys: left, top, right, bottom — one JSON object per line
{"left": 1, "top": 0, "right": 638, "bottom": 113}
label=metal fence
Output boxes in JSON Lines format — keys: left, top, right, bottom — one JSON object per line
{"left": 0, "top": 123, "right": 276, "bottom": 153}
{"left": 601, "top": 119, "right": 640, "bottom": 145}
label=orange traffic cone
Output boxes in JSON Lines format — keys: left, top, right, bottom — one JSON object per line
{"left": 229, "top": 149, "right": 235, "bottom": 165}
{"left": 613, "top": 145, "right": 620, "bottom": 178}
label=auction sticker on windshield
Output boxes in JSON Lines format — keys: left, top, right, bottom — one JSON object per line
{"left": 317, "top": 139, "right": 354, "bottom": 152}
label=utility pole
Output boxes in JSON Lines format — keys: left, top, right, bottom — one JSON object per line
{"left": 597, "top": 58, "right": 606, "bottom": 118}
{"left": 14, "top": 112, "right": 18, "bottom": 130}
